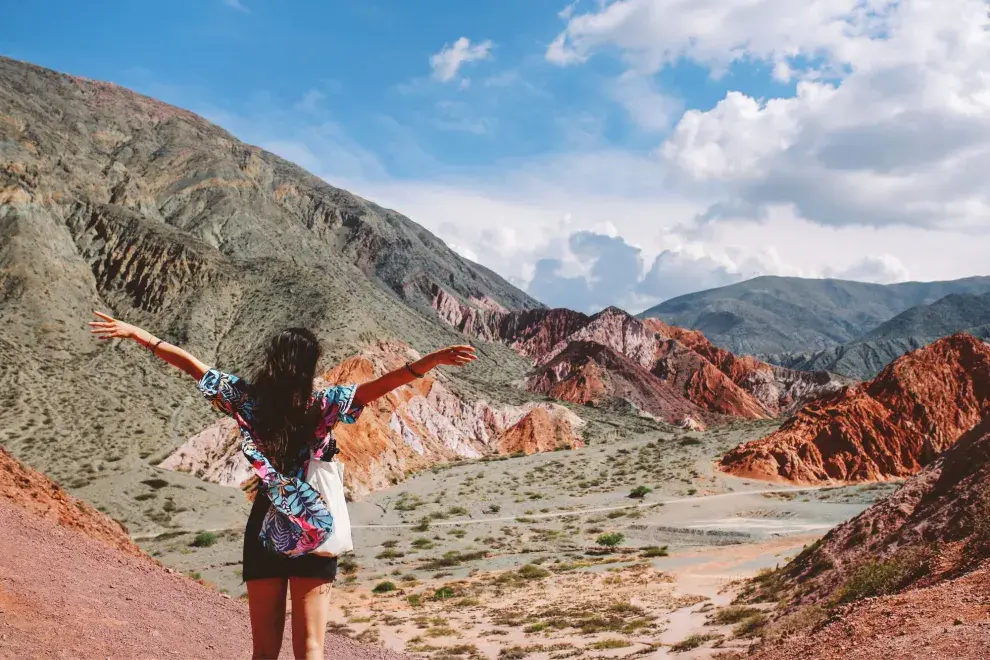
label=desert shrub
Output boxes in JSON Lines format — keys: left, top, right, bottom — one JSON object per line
{"left": 712, "top": 605, "right": 762, "bottom": 625}
{"left": 433, "top": 586, "right": 456, "bottom": 600}
{"left": 733, "top": 613, "right": 769, "bottom": 637}
{"left": 376, "top": 549, "right": 405, "bottom": 560}
{"left": 141, "top": 478, "right": 170, "bottom": 489}
{"left": 596, "top": 532, "right": 625, "bottom": 548}
{"left": 412, "top": 537, "right": 435, "bottom": 549}
{"left": 448, "top": 506, "right": 469, "bottom": 516}
{"left": 483, "top": 504, "right": 501, "bottom": 514}
{"left": 628, "top": 485, "right": 652, "bottom": 499}
{"left": 641, "top": 545, "right": 669, "bottom": 558}
{"left": 835, "top": 548, "right": 932, "bottom": 605}
{"left": 678, "top": 437, "right": 703, "bottom": 447}
{"left": 372, "top": 581, "right": 397, "bottom": 594}
{"left": 190, "top": 532, "right": 218, "bottom": 548}
{"left": 670, "top": 634, "right": 718, "bottom": 652}
{"left": 406, "top": 594, "right": 423, "bottom": 607}
{"left": 589, "top": 639, "right": 631, "bottom": 650}
{"left": 338, "top": 557, "right": 359, "bottom": 574}
{"left": 517, "top": 564, "right": 551, "bottom": 580}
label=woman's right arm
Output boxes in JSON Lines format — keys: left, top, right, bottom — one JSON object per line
{"left": 89, "top": 311, "right": 209, "bottom": 381}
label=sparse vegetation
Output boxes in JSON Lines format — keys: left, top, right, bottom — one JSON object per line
{"left": 190, "top": 532, "right": 218, "bottom": 548}
{"left": 670, "top": 633, "right": 718, "bottom": 652}
{"left": 372, "top": 581, "right": 397, "bottom": 594}
{"left": 640, "top": 545, "right": 669, "bottom": 558}
{"left": 628, "top": 485, "right": 652, "bottom": 499}
{"left": 596, "top": 532, "right": 625, "bottom": 549}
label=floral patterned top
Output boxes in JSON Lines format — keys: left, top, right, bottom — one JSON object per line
{"left": 197, "top": 368, "right": 363, "bottom": 557}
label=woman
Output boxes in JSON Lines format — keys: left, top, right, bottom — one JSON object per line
{"left": 89, "top": 311, "right": 476, "bottom": 659}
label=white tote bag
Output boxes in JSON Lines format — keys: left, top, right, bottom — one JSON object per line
{"left": 305, "top": 457, "right": 354, "bottom": 557}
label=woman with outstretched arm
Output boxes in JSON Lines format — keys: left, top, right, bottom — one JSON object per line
{"left": 89, "top": 311, "right": 476, "bottom": 660}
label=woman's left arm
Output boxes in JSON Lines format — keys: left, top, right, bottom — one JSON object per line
{"left": 89, "top": 311, "right": 209, "bottom": 381}
{"left": 353, "top": 345, "right": 477, "bottom": 407}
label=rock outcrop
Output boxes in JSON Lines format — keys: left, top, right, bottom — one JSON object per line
{"left": 720, "top": 334, "right": 990, "bottom": 484}
{"left": 0, "top": 445, "right": 140, "bottom": 556}
{"left": 434, "top": 288, "right": 843, "bottom": 427}
{"left": 162, "top": 342, "right": 585, "bottom": 497}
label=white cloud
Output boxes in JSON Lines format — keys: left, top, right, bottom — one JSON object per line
{"left": 826, "top": 254, "right": 911, "bottom": 284}
{"left": 430, "top": 37, "right": 494, "bottom": 83}
{"left": 609, "top": 72, "right": 681, "bottom": 133}
{"left": 223, "top": 0, "right": 248, "bottom": 11}
{"left": 553, "top": 0, "right": 990, "bottom": 237}
{"left": 547, "top": 0, "right": 896, "bottom": 75}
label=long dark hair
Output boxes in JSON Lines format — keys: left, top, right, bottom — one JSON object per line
{"left": 250, "top": 328, "right": 322, "bottom": 472}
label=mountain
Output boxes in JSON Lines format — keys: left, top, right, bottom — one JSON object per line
{"left": 720, "top": 334, "right": 990, "bottom": 484}
{"left": 433, "top": 288, "right": 843, "bottom": 429}
{"left": 639, "top": 275, "right": 990, "bottom": 356}
{"left": 0, "top": 55, "right": 557, "bottom": 534}
{"left": 765, "top": 292, "right": 990, "bottom": 379}
{"left": 162, "top": 341, "right": 585, "bottom": 497}
{"left": 744, "top": 414, "right": 990, "bottom": 659}
{"left": 0, "top": 446, "right": 399, "bottom": 659}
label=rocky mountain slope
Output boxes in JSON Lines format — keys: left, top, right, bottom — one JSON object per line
{"left": 766, "top": 292, "right": 990, "bottom": 379}
{"left": 435, "top": 288, "right": 843, "bottom": 429}
{"left": 0, "top": 55, "right": 567, "bottom": 533}
{"left": 741, "top": 413, "right": 990, "bottom": 659}
{"left": 0, "top": 452, "right": 403, "bottom": 660}
{"left": 639, "top": 275, "right": 990, "bottom": 356}
{"left": 162, "top": 341, "right": 585, "bottom": 496}
{"left": 720, "top": 334, "right": 990, "bottom": 484}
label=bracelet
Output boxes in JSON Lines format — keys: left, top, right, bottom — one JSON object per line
{"left": 150, "top": 339, "right": 164, "bottom": 356}
{"left": 405, "top": 362, "right": 424, "bottom": 379}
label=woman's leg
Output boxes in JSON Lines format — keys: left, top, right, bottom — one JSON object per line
{"left": 246, "top": 578, "right": 289, "bottom": 659}
{"left": 288, "top": 577, "right": 333, "bottom": 660}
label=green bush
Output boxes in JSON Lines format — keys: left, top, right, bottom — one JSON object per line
{"left": 629, "top": 485, "right": 652, "bottom": 499}
{"left": 836, "top": 561, "right": 907, "bottom": 603}
{"left": 372, "top": 581, "right": 397, "bottom": 594}
{"left": 190, "top": 532, "right": 218, "bottom": 548}
{"left": 596, "top": 532, "right": 625, "bottom": 548}
{"left": 712, "top": 605, "right": 762, "bottom": 625}
{"left": 640, "top": 545, "right": 669, "bottom": 558}
{"left": 433, "top": 586, "right": 456, "bottom": 600}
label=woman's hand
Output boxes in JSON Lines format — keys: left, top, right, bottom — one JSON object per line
{"left": 88, "top": 311, "right": 143, "bottom": 341}
{"left": 428, "top": 345, "right": 478, "bottom": 368}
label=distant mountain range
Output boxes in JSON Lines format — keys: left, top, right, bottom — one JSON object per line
{"left": 765, "top": 292, "right": 990, "bottom": 379}
{"left": 639, "top": 276, "right": 990, "bottom": 379}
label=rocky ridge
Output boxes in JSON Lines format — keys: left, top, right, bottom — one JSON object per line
{"left": 720, "top": 333, "right": 990, "bottom": 484}
{"left": 434, "top": 288, "right": 843, "bottom": 429}
{"left": 162, "top": 341, "right": 584, "bottom": 496}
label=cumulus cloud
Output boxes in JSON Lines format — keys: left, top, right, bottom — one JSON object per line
{"left": 553, "top": 0, "right": 990, "bottom": 236}
{"left": 826, "top": 254, "right": 911, "bottom": 284}
{"left": 430, "top": 37, "right": 494, "bottom": 83}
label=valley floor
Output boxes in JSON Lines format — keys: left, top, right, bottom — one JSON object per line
{"left": 141, "top": 420, "right": 900, "bottom": 659}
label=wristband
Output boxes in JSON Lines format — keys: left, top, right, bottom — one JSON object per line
{"left": 405, "top": 362, "right": 424, "bottom": 379}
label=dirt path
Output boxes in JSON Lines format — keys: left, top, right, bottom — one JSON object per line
{"left": 0, "top": 499, "right": 405, "bottom": 660}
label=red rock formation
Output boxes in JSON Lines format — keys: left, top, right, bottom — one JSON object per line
{"left": 163, "top": 341, "right": 586, "bottom": 497}
{"left": 496, "top": 406, "right": 583, "bottom": 455}
{"left": 720, "top": 334, "right": 990, "bottom": 484}
{"left": 0, "top": 445, "right": 140, "bottom": 556}
{"left": 434, "top": 289, "right": 843, "bottom": 425}
{"left": 527, "top": 341, "right": 713, "bottom": 428}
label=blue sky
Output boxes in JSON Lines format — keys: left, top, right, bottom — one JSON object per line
{"left": 4, "top": 0, "right": 989, "bottom": 312}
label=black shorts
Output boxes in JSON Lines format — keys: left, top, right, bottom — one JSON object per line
{"left": 242, "top": 495, "right": 337, "bottom": 582}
